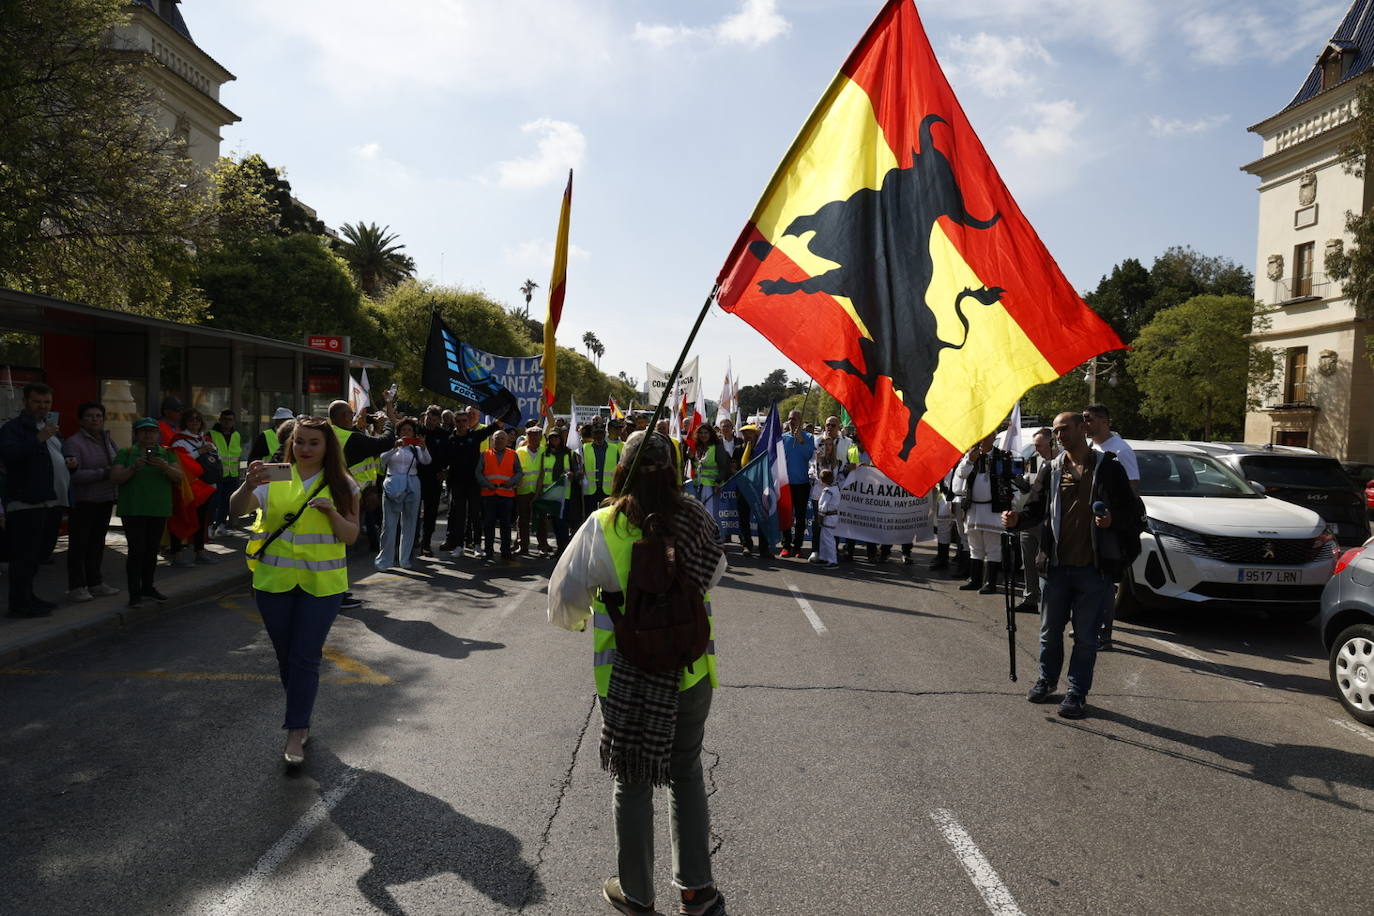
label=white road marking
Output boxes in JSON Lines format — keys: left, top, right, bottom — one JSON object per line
{"left": 929, "top": 808, "right": 1024, "bottom": 916}
{"left": 206, "top": 769, "right": 360, "bottom": 916}
{"left": 1148, "top": 637, "right": 1210, "bottom": 664}
{"left": 1330, "top": 717, "right": 1374, "bottom": 745}
{"left": 785, "top": 582, "right": 828, "bottom": 635}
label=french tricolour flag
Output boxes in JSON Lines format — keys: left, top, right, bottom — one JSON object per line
{"left": 724, "top": 403, "right": 792, "bottom": 547}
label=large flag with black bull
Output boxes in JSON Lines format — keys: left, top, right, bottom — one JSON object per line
{"left": 421, "top": 313, "right": 524, "bottom": 426}
{"left": 715, "top": 0, "right": 1123, "bottom": 497}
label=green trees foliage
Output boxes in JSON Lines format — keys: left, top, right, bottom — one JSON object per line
{"left": 0, "top": 0, "right": 215, "bottom": 320}
{"left": 1127, "top": 296, "right": 1278, "bottom": 440}
{"left": 336, "top": 222, "right": 416, "bottom": 298}
{"left": 737, "top": 369, "right": 808, "bottom": 416}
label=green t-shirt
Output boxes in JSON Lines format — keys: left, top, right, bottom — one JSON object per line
{"left": 115, "top": 446, "right": 177, "bottom": 518}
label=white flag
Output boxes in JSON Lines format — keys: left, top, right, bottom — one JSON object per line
{"left": 566, "top": 396, "right": 582, "bottom": 452}
{"left": 359, "top": 368, "right": 372, "bottom": 409}
{"left": 717, "top": 357, "right": 733, "bottom": 424}
{"left": 348, "top": 375, "right": 368, "bottom": 414}
{"left": 998, "top": 401, "right": 1023, "bottom": 455}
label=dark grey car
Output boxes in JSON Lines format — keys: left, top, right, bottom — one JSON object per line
{"left": 1319, "top": 540, "right": 1374, "bottom": 725}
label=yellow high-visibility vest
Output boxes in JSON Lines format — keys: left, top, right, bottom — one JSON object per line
{"left": 209, "top": 429, "right": 242, "bottom": 478}
{"left": 582, "top": 441, "right": 623, "bottom": 495}
{"left": 333, "top": 427, "right": 378, "bottom": 485}
{"left": 246, "top": 465, "right": 348, "bottom": 597}
{"left": 589, "top": 506, "right": 716, "bottom": 699}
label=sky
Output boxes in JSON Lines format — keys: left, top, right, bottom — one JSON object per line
{"left": 187, "top": 0, "right": 1348, "bottom": 399}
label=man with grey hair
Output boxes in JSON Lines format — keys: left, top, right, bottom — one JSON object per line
{"left": 1014, "top": 428, "right": 1056, "bottom": 613}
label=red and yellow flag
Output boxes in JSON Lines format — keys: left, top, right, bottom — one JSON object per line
{"left": 608, "top": 396, "right": 625, "bottom": 420}
{"left": 543, "top": 169, "right": 573, "bottom": 412}
{"left": 716, "top": 0, "right": 1121, "bottom": 496}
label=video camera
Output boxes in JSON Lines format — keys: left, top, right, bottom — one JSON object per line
{"left": 985, "top": 450, "right": 1027, "bottom": 509}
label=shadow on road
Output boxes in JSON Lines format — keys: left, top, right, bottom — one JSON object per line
{"left": 719, "top": 571, "right": 960, "bottom": 622}
{"left": 1063, "top": 707, "right": 1374, "bottom": 814}
{"left": 339, "top": 605, "right": 506, "bottom": 660}
{"left": 313, "top": 745, "right": 544, "bottom": 913}
{"left": 1109, "top": 634, "right": 1330, "bottom": 698}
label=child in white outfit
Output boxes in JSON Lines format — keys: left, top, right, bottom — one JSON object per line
{"left": 813, "top": 468, "right": 841, "bottom": 568}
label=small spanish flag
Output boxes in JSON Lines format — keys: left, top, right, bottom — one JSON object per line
{"left": 543, "top": 169, "right": 573, "bottom": 413}
{"left": 608, "top": 396, "right": 625, "bottom": 420}
{"left": 716, "top": 0, "right": 1121, "bottom": 496}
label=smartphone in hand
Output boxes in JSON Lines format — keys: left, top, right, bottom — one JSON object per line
{"left": 263, "top": 463, "right": 293, "bottom": 482}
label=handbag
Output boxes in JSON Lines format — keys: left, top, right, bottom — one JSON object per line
{"left": 198, "top": 449, "right": 224, "bottom": 485}
{"left": 247, "top": 479, "right": 327, "bottom": 560}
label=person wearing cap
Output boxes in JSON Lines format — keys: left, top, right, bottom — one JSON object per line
{"left": 582, "top": 423, "right": 622, "bottom": 518}
{"left": 514, "top": 426, "right": 546, "bottom": 556}
{"left": 736, "top": 423, "right": 766, "bottom": 558}
{"left": 535, "top": 428, "right": 580, "bottom": 555}
{"left": 548, "top": 431, "right": 728, "bottom": 916}
{"left": 113, "top": 418, "right": 183, "bottom": 608}
{"left": 157, "top": 396, "right": 183, "bottom": 447}
{"left": 209, "top": 409, "right": 243, "bottom": 537}
{"left": 248, "top": 408, "right": 296, "bottom": 463}
{"left": 607, "top": 417, "right": 627, "bottom": 444}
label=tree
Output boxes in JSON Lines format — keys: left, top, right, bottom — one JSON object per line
{"left": 736, "top": 369, "right": 792, "bottom": 414}
{"left": 1127, "top": 295, "right": 1279, "bottom": 440}
{"left": 336, "top": 222, "right": 416, "bottom": 297}
{"left": 0, "top": 0, "right": 217, "bottom": 320}
{"left": 519, "top": 279, "right": 539, "bottom": 319}
{"left": 582, "top": 330, "right": 601, "bottom": 361}
{"left": 225, "top": 154, "right": 326, "bottom": 236}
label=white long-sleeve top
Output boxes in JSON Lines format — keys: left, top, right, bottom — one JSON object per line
{"left": 548, "top": 511, "right": 728, "bottom": 632}
{"left": 380, "top": 443, "right": 431, "bottom": 476}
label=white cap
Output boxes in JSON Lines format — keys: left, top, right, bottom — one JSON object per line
{"left": 272, "top": 407, "right": 293, "bottom": 420}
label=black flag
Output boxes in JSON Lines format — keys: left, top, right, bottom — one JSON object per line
{"left": 421, "top": 313, "right": 524, "bottom": 426}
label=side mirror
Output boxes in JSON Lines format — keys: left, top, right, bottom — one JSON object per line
{"left": 1250, "top": 480, "right": 1266, "bottom": 495}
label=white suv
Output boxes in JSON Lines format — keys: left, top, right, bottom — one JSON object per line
{"left": 1118, "top": 442, "right": 1337, "bottom": 622}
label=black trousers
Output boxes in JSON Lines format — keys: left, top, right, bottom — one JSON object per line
{"left": 483, "top": 495, "right": 514, "bottom": 557}
{"left": 68, "top": 501, "right": 114, "bottom": 589}
{"left": 737, "top": 495, "right": 756, "bottom": 551}
{"left": 123, "top": 515, "right": 166, "bottom": 598}
{"left": 445, "top": 483, "right": 482, "bottom": 549}
{"left": 783, "top": 482, "right": 810, "bottom": 551}
{"left": 6, "top": 506, "right": 61, "bottom": 609}
{"left": 415, "top": 475, "right": 442, "bottom": 549}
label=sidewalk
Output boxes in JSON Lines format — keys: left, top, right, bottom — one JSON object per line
{"left": 0, "top": 523, "right": 252, "bottom": 667}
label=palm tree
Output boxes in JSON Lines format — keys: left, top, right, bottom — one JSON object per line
{"left": 337, "top": 222, "right": 416, "bottom": 297}
{"left": 592, "top": 340, "right": 605, "bottom": 367}
{"left": 582, "top": 330, "right": 600, "bottom": 360}
{"left": 519, "top": 279, "right": 539, "bottom": 319}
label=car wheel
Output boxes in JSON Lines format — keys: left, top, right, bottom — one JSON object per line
{"left": 1114, "top": 570, "right": 1146, "bottom": 621}
{"left": 1329, "top": 624, "right": 1374, "bottom": 726}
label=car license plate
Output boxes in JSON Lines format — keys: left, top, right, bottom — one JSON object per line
{"left": 1236, "top": 568, "right": 1300, "bottom": 583}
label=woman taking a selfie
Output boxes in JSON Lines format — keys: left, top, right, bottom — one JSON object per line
{"left": 230, "top": 416, "right": 359, "bottom": 767}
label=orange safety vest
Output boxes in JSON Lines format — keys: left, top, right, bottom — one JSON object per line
{"left": 482, "top": 449, "right": 517, "bottom": 498}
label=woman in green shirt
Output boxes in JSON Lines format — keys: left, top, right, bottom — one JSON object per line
{"left": 115, "top": 418, "right": 183, "bottom": 608}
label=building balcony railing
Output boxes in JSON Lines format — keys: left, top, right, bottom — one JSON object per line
{"left": 1272, "top": 272, "right": 1331, "bottom": 303}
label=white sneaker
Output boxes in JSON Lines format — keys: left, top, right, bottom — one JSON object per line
{"left": 67, "top": 587, "right": 93, "bottom": 602}
{"left": 89, "top": 584, "right": 121, "bottom": 597}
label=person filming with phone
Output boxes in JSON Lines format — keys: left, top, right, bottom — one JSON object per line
{"left": 113, "top": 418, "right": 183, "bottom": 609}
{"left": 231, "top": 416, "right": 359, "bottom": 768}
{"left": 0, "top": 383, "right": 70, "bottom": 617}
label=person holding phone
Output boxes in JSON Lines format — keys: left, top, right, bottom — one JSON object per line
{"left": 230, "top": 416, "right": 359, "bottom": 767}
{"left": 0, "top": 383, "right": 68, "bottom": 617}
{"left": 375, "top": 417, "right": 430, "bottom": 570}
{"left": 114, "top": 418, "right": 184, "bottom": 608}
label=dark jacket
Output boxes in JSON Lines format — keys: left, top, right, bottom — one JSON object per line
{"left": 446, "top": 423, "right": 501, "bottom": 487}
{"left": 0, "top": 413, "right": 55, "bottom": 505}
{"left": 417, "top": 426, "right": 449, "bottom": 482}
{"left": 1014, "top": 449, "right": 1145, "bottom": 582}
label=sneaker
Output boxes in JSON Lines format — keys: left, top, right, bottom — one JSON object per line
{"left": 778, "top": 548, "right": 793, "bottom": 558}
{"left": 808, "top": 555, "right": 822, "bottom": 564}
{"left": 195, "top": 551, "right": 220, "bottom": 564}
{"left": 679, "top": 886, "right": 727, "bottom": 916}
{"left": 1057, "top": 693, "right": 1087, "bottom": 719}
{"left": 449, "top": 546, "right": 464, "bottom": 559}
{"left": 823, "top": 562, "right": 839, "bottom": 569}
{"left": 1026, "top": 679, "right": 1054, "bottom": 703}
{"left": 339, "top": 596, "right": 363, "bottom": 609}
{"left": 902, "top": 554, "right": 913, "bottom": 565}
{"left": 67, "top": 587, "right": 93, "bottom": 603}
{"left": 172, "top": 552, "right": 196, "bottom": 568}
{"left": 90, "top": 584, "right": 121, "bottom": 597}
{"left": 481, "top": 557, "right": 496, "bottom": 567}
{"left": 1014, "top": 598, "right": 1039, "bottom": 614}
{"left": 143, "top": 588, "right": 169, "bottom": 603}
{"left": 126, "top": 596, "right": 143, "bottom": 609}
{"left": 1096, "top": 638, "right": 1114, "bottom": 652}
{"left": 602, "top": 877, "right": 655, "bottom": 915}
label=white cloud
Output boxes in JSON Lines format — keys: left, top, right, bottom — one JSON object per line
{"left": 503, "top": 239, "right": 592, "bottom": 270}
{"left": 716, "top": 0, "right": 790, "bottom": 48}
{"left": 635, "top": 0, "right": 789, "bottom": 50}
{"left": 944, "top": 33, "right": 1053, "bottom": 98}
{"left": 1006, "top": 100, "right": 1084, "bottom": 158}
{"left": 355, "top": 142, "right": 381, "bottom": 160}
{"left": 239, "top": 0, "right": 616, "bottom": 97}
{"left": 495, "top": 120, "right": 586, "bottom": 191}
{"left": 1148, "top": 114, "right": 1230, "bottom": 137}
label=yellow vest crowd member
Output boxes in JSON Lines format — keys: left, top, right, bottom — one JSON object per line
{"left": 477, "top": 429, "right": 521, "bottom": 563}
{"left": 547, "top": 430, "right": 728, "bottom": 916}
{"left": 514, "top": 427, "right": 545, "bottom": 555}
{"left": 581, "top": 427, "right": 623, "bottom": 504}
{"left": 210, "top": 410, "right": 243, "bottom": 535}
{"left": 230, "top": 416, "right": 359, "bottom": 769}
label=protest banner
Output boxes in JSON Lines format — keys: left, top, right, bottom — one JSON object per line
{"left": 835, "top": 466, "right": 933, "bottom": 544}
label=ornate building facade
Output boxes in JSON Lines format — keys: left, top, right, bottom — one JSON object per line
{"left": 1243, "top": 0, "right": 1374, "bottom": 460}
{"left": 112, "top": 0, "right": 239, "bottom": 171}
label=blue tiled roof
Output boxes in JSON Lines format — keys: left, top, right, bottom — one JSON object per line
{"left": 133, "top": 0, "right": 193, "bottom": 42}
{"left": 1286, "top": 0, "right": 1374, "bottom": 110}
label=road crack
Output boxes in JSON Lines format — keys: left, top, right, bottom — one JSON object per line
{"left": 518, "top": 692, "right": 597, "bottom": 913}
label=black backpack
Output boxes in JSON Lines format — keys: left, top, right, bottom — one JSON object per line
{"left": 603, "top": 513, "right": 711, "bottom": 674}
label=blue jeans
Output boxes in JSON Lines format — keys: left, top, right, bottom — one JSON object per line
{"left": 254, "top": 587, "right": 342, "bottom": 729}
{"left": 376, "top": 474, "right": 420, "bottom": 568}
{"left": 1039, "top": 564, "right": 1114, "bottom": 698}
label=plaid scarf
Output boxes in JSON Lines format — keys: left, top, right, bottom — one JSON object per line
{"left": 599, "top": 496, "right": 723, "bottom": 786}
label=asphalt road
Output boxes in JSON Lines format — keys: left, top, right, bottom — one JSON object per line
{"left": 2, "top": 537, "right": 1371, "bottom": 915}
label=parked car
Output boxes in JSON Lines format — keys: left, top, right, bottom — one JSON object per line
{"left": 1182, "top": 442, "right": 1369, "bottom": 548}
{"left": 1117, "top": 442, "right": 1336, "bottom": 622}
{"left": 1319, "top": 537, "right": 1374, "bottom": 724}
{"left": 1366, "top": 481, "right": 1374, "bottom": 516}
{"left": 1342, "top": 462, "right": 1374, "bottom": 487}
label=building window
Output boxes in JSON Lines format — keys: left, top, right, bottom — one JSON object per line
{"left": 1293, "top": 241, "right": 1315, "bottom": 297}
{"left": 1323, "top": 55, "right": 1343, "bottom": 89}
{"left": 1285, "top": 347, "right": 1309, "bottom": 403}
